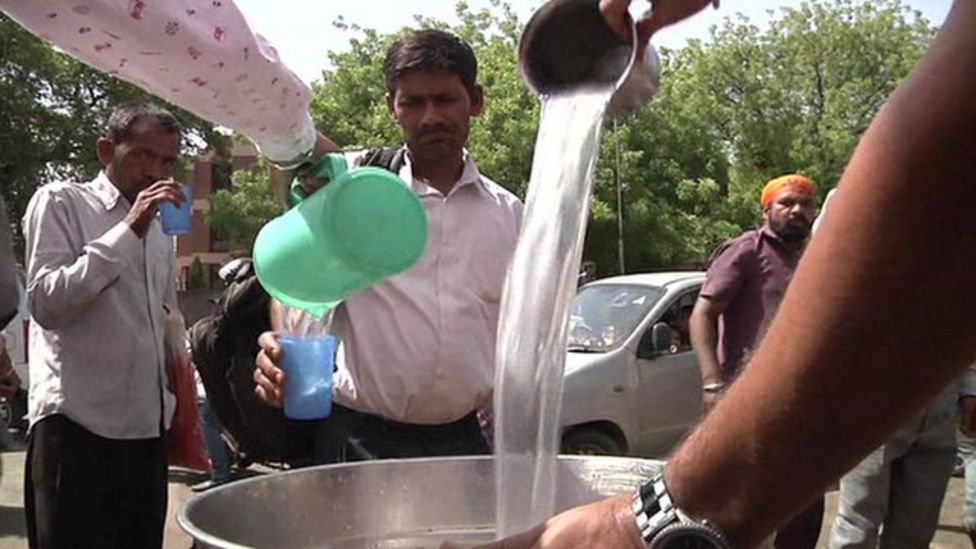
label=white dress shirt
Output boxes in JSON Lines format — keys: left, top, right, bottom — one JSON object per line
{"left": 0, "top": 0, "right": 315, "bottom": 162}
{"left": 24, "top": 173, "right": 177, "bottom": 440}
{"left": 287, "top": 150, "right": 523, "bottom": 425}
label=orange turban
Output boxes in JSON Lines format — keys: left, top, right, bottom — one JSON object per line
{"left": 760, "top": 174, "right": 815, "bottom": 209}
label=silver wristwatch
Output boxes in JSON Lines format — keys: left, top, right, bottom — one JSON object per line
{"left": 633, "top": 474, "right": 732, "bottom": 548}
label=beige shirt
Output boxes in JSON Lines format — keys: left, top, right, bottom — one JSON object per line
{"left": 23, "top": 173, "right": 177, "bottom": 439}
{"left": 288, "top": 151, "right": 522, "bottom": 425}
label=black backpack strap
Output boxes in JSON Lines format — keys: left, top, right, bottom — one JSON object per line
{"left": 359, "top": 146, "right": 406, "bottom": 174}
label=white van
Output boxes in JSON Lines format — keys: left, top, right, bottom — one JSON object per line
{"left": 561, "top": 272, "right": 705, "bottom": 457}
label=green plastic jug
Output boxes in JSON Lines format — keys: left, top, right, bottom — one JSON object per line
{"left": 252, "top": 154, "right": 428, "bottom": 317}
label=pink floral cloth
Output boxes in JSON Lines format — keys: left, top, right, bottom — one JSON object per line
{"left": 0, "top": 0, "right": 316, "bottom": 162}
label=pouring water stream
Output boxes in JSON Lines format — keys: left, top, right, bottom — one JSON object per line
{"left": 493, "top": 89, "right": 616, "bottom": 537}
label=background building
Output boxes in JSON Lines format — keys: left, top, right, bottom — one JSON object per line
{"left": 175, "top": 141, "right": 258, "bottom": 291}
{"left": 174, "top": 140, "right": 259, "bottom": 323}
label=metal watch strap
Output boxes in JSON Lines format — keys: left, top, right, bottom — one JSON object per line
{"left": 633, "top": 475, "right": 676, "bottom": 543}
{"left": 632, "top": 474, "right": 731, "bottom": 548}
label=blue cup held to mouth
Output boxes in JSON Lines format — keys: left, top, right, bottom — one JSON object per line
{"left": 158, "top": 183, "right": 193, "bottom": 235}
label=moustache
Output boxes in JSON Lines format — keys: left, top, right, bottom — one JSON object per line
{"left": 786, "top": 217, "right": 813, "bottom": 228}
{"left": 418, "top": 125, "right": 454, "bottom": 139}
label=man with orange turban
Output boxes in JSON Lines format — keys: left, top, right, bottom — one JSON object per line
{"left": 759, "top": 174, "right": 817, "bottom": 241}
{"left": 689, "top": 173, "right": 820, "bottom": 548}
{"left": 692, "top": 174, "right": 817, "bottom": 393}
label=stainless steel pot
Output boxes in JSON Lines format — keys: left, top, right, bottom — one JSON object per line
{"left": 179, "top": 455, "right": 663, "bottom": 548}
{"left": 518, "top": 0, "right": 661, "bottom": 118}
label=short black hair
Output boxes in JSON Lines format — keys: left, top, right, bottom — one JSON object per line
{"left": 383, "top": 30, "right": 478, "bottom": 99}
{"left": 106, "top": 103, "right": 181, "bottom": 143}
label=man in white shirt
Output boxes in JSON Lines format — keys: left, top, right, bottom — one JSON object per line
{"left": 23, "top": 103, "right": 185, "bottom": 549}
{"left": 254, "top": 30, "right": 523, "bottom": 463}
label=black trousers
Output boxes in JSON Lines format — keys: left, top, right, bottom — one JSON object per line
{"left": 25, "top": 415, "right": 167, "bottom": 549}
{"left": 313, "top": 404, "right": 489, "bottom": 464}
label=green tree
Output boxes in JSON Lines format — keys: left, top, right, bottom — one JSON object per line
{"left": 207, "top": 160, "right": 285, "bottom": 254}
{"left": 186, "top": 256, "right": 206, "bottom": 290}
{"left": 0, "top": 1, "right": 937, "bottom": 272}
{"left": 666, "top": 0, "right": 931, "bottom": 218}
{"left": 587, "top": 0, "right": 933, "bottom": 272}
{"left": 307, "top": 0, "right": 931, "bottom": 275}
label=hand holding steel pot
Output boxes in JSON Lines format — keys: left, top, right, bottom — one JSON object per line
{"left": 519, "top": 0, "right": 658, "bottom": 118}
{"left": 519, "top": 0, "right": 715, "bottom": 118}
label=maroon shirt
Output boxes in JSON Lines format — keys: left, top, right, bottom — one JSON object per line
{"left": 700, "top": 226, "right": 804, "bottom": 379}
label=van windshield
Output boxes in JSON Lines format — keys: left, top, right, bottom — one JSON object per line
{"left": 568, "top": 284, "right": 664, "bottom": 352}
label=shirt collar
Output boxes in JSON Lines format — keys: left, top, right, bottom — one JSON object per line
{"left": 400, "top": 149, "right": 485, "bottom": 197}
{"left": 89, "top": 171, "right": 125, "bottom": 210}
{"left": 760, "top": 224, "right": 780, "bottom": 242}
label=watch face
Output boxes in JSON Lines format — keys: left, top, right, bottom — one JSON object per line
{"left": 651, "top": 527, "right": 728, "bottom": 549}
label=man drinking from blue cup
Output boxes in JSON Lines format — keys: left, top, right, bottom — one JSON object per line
{"left": 253, "top": 30, "right": 523, "bottom": 463}
{"left": 22, "top": 103, "right": 185, "bottom": 549}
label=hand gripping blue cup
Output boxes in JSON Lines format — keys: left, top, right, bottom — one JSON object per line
{"left": 278, "top": 333, "right": 337, "bottom": 420}
{"left": 158, "top": 183, "right": 193, "bottom": 235}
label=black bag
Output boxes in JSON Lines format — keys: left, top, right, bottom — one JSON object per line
{"left": 188, "top": 148, "right": 405, "bottom": 466}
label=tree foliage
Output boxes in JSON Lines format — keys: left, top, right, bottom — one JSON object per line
{"left": 207, "top": 159, "right": 284, "bottom": 254}
{"left": 3, "top": 0, "right": 935, "bottom": 273}
{"left": 186, "top": 256, "right": 207, "bottom": 290}
{"left": 584, "top": 0, "right": 933, "bottom": 273}
{"left": 307, "top": 0, "right": 933, "bottom": 275}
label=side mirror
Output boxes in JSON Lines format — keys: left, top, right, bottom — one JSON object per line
{"left": 651, "top": 322, "right": 673, "bottom": 352}
{"left": 638, "top": 322, "right": 673, "bottom": 359}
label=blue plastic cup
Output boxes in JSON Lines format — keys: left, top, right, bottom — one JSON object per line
{"left": 158, "top": 183, "right": 193, "bottom": 235}
{"left": 278, "top": 333, "right": 337, "bottom": 420}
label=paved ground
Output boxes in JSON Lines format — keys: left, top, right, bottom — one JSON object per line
{"left": 0, "top": 441, "right": 971, "bottom": 548}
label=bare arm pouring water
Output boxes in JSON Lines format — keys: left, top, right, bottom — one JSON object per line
{"left": 469, "top": 0, "right": 976, "bottom": 546}
{"left": 665, "top": 1, "right": 976, "bottom": 541}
